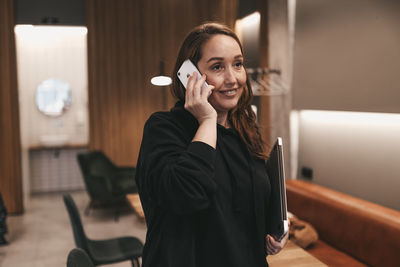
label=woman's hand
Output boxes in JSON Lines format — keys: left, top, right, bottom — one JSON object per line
{"left": 184, "top": 72, "right": 216, "bottom": 124}
{"left": 185, "top": 72, "right": 217, "bottom": 148}
{"left": 266, "top": 232, "right": 289, "bottom": 255}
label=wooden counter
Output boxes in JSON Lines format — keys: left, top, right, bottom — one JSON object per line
{"left": 268, "top": 240, "right": 327, "bottom": 266}
{"left": 126, "top": 193, "right": 145, "bottom": 220}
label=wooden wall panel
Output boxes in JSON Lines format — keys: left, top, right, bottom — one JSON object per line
{"left": 0, "top": 0, "right": 23, "bottom": 213}
{"left": 264, "top": 0, "right": 292, "bottom": 175}
{"left": 258, "top": 0, "right": 271, "bottom": 149}
{"left": 86, "top": 0, "right": 238, "bottom": 166}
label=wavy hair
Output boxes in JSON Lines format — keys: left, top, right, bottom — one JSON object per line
{"left": 171, "top": 22, "right": 267, "bottom": 159}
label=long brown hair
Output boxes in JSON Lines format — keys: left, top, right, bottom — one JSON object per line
{"left": 171, "top": 22, "right": 267, "bottom": 159}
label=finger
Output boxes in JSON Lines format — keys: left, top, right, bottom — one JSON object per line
{"left": 280, "top": 231, "right": 289, "bottom": 246}
{"left": 185, "top": 73, "right": 197, "bottom": 106}
{"left": 191, "top": 72, "right": 200, "bottom": 98}
{"left": 266, "top": 244, "right": 277, "bottom": 255}
{"left": 267, "top": 236, "right": 275, "bottom": 248}
{"left": 187, "top": 72, "right": 198, "bottom": 97}
{"left": 267, "top": 235, "right": 282, "bottom": 252}
{"left": 267, "top": 235, "right": 275, "bottom": 245}
{"left": 266, "top": 237, "right": 273, "bottom": 254}
{"left": 267, "top": 235, "right": 280, "bottom": 247}
{"left": 201, "top": 84, "right": 215, "bottom": 100}
{"left": 192, "top": 73, "right": 205, "bottom": 98}
{"left": 268, "top": 249, "right": 277, "bottom": 255}
{"left": 196, "top": 74, "right": 213, "bottom": 99}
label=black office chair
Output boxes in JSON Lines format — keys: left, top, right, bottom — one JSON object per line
{"left": 0, "top": 193, "right": 8, "bottom": 245}
{"left": 67, "top": 248, "right": 95, "bottom": 267}
{"left": 63, "top": 194, "right": 143, "bottom": 267}
{"left": 77, "top": 151, "right": 137, "bottom": 220}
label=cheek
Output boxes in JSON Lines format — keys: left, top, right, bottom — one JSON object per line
{"left": 206, "top": 76, "right": 223, "bottom": 88}
{"left": 238, "top": 72, "right": 247, "bottom": 86}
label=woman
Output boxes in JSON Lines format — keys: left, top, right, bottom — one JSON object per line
{"left": 135, "top": 22, "right": 288, "bottom": 267}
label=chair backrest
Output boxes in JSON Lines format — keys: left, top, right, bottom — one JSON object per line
{"left": 77, "top": 151, "right": 115, "bottom": 199}
{"left": 67, "top": 248, "right": 95, "bottom": 267}
{"left": 63, "top": 194, "right": 89, "bottom": 251}
{"left": 78, "top": 151, "right": 115, "bottom": 177}
{"left": 77, "top": 153, "right": 91, "bottom": 178}
{"left": 84, "top": 151, "right": 115, "bottom": 176}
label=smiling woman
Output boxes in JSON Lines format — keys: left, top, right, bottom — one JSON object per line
{"left": 171, "top": 23, "right": 265, "bottom": 158}
{"left": 135, "top": 22, "right": 289, "bottom": 267}
{"left": 197, "top": 34, "right": 246, "bottom": 120}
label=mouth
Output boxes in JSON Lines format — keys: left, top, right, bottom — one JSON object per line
{"left": 218, "top": 89, "right": 238, "bottom": 96}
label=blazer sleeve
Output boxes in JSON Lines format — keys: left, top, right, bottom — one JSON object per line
{"left": 136, "top": 112, "right": 217, "bottom": 214}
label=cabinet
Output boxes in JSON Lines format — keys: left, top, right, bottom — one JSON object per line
{"left": 29, "top": 146, "right": 87, "bottom": 193}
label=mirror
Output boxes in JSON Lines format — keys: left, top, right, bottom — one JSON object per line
{"left": 35, "top": 78, "right": 72, "bottom": 116}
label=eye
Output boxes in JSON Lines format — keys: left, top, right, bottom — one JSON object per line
{"left": 211, "top": 63, "right": 223, "bottom": 71}
{"left": 234, "top": 61, "right": 243, "bottom": 68}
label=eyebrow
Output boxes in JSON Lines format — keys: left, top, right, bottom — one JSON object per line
{"left": 206, "top": 54, "right": 243, "bottom": 63}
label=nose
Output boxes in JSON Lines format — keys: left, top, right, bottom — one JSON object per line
{"left": 224, "top": 66, "right": 236, "bottom": 86}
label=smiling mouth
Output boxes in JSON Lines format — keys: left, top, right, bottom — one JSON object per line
{"left": 219, "top": 89, "right": 237, "bottom": 96}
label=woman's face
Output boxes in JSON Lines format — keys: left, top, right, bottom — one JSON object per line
{"left": 197, "top": 34, "right": 247, "bottom": 115}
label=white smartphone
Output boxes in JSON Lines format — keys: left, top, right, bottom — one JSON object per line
{"left": 177, "top": 59, "right": 208, "bottom": 92}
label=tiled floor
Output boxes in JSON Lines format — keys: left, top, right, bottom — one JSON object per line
{"left": 0, "top": 191, "right": 147, "bottom": 267}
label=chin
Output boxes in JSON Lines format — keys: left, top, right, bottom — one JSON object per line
{"left": 212, "top": 100, "right": 240, "bottom": 113}
{"left": 209, "top": 88, "right": 244, "bottom": 111}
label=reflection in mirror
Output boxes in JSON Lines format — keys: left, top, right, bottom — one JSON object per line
{"left": 35, "top": 78, "right": 72, "bottom": 116}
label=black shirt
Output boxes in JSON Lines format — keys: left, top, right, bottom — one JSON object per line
{"left": 135, "top": 102, "right": 272, "bottom": 267}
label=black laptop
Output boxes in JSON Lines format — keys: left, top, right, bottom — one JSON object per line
{"left": 265, "top": 137, "right": 288, "bottom": 241}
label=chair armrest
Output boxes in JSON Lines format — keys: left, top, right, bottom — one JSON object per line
{"left": 113, "top": 172, "right": 137, "bottom": 194}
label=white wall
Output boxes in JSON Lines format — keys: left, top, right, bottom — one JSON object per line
{"left": 15, "top": 25, "right": 89, "bottom": 198}
{"left": 295, "top": 110, "right": 400, "bottom": 211}
{"left": 290, "top": 0, "right": 400, "bottom": 211}
{"left": 292, "top": 0, "right": 400, "bottom": 113}
{"left": 15, "top": 25, "right": 89, "bottom": 147}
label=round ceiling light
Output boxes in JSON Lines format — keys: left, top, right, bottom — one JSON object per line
{"left": 151, "top": 75, "right": 172, "bottom": 86}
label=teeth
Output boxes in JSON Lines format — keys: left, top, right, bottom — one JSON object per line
{"left": 221, "top": 89, "right": 236, "bottom": 96}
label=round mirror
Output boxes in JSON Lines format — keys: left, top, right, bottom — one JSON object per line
{"left": 35, "top": 78, "right": 72, "bottom": 116}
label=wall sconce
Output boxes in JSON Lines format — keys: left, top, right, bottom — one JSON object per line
{"left": 151, "top": 61, "right": 172, "bottom": 86}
